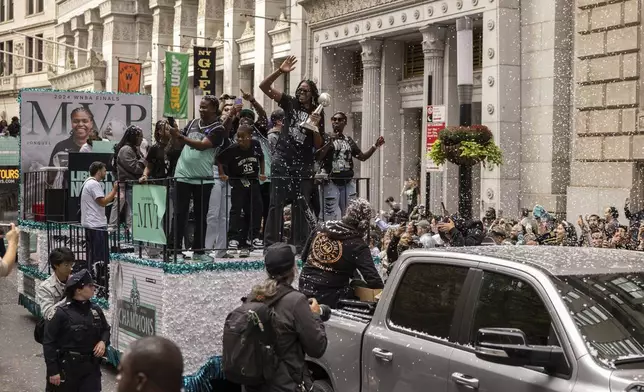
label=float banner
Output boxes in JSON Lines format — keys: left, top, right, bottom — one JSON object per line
{"left": 193, "top": 46, "right": 216, "bottom": 95}
{"left": 118, "top": 61, "right": 142, "bottom": 93}
{"left": 164, "top": 51, "right": 189, "bottom": 119}
{"left": 0, "top": 166, "right": 19, "bottom": 186}
{"left": 65, "top": 152, "right": 115, "bottom": 221}
{"left": 114, "top": 267, "right": 161, "bottom": 352}
{"left": 19, "top": 90, "right": 152, "bottom": 206}
{"left": 132, "top": 184, "right": 167, "bottom": 245}
{"left": 23, "top": 275, "right": 36, "bottom": 300}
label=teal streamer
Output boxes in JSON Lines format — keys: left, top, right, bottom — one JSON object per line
{"left": 111, "top": 252, "right": 381, "bottom": 275}
{"left": 18, "top": 264, "right": 108, "bottom": 309}
{"left": 18, "top": 219, "right": 128, "bottom": 241}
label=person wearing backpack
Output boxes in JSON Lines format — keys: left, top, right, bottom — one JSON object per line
{"left": 223, "top": 242, "right": 327, "bottom": 392}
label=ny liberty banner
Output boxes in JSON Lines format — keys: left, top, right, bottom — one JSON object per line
{"left": 193, "top": 46, "right": 216, "bottom": 96}
{"left": 164, "top": 51, "right": 189, "bottom": 119}
{"left": 66, "top": 152, "right": 115, "bottom": 221}
{"left": 19, "top": 90, "right": 152, "bottom": 210}
{"left": 132, "top": 184, "right": 167, "bottom": 245}
{"left": 118, "top": 61, "right": 142, "bottom": 93}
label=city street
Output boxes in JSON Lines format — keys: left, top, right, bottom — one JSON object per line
{"left": 0, "top": 269, "right": 118, "bottom": 392}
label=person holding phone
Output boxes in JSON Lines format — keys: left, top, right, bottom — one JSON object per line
{"left": 169, "top": 95, "right": 237, "bottom": 259}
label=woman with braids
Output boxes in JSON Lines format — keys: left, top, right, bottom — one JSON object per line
{"left": 259, "top": 55, "right": 325, "bottom": 254}
{"left": 299, "top": 198, "right": 384, "bottom": 308}
{"left": 48, "top": 107, "right": 96, "bottom": 186}
{"left": 112, "top": 125, "right": 145, "bottom": 228}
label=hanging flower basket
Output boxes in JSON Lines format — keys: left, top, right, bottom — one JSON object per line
{"left": 428, "top": 125, "right": 503, "bottom": 168}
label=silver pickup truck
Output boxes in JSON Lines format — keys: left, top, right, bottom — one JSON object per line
{"left": 306, "top": 246, "right": 644, "bottom": 392}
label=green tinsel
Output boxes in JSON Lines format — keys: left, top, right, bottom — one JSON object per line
{"left": 18, "top": 219, "right": 129, "bottom": 242}
{"left": 111, "top": 252, "right": 380, "bottom": 275}
{"left": 18, "top": 264, "right": 109, "bottom": 309}
{"left": 18, "top": 292, "right": 42, "bottom": 318}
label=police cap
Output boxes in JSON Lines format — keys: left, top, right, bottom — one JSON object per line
{"left": 65, "top": 269, "right": 94, "bottom": 292}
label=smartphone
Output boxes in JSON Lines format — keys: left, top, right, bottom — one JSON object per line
{"left": 235, "top": 97, "right": 243, "bottom": 105}
{"left": 167, "top": 117, "right": 177, "bottom": 128}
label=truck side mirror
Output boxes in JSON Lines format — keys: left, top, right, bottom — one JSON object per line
{"left": 474, "top": 328, "right": 567, "bottom": 375}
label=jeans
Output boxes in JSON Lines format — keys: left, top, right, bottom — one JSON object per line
{"left": 260, "top": 182, "right": 271, "bottom": 236}
{"left": 108, "top": 189, "right": 126, "bottom": 226}
{"left": 205, "top": 167, "right": 231, "bottom": 256}
{"left": 319, "top": 180, "right": 357, "bottom": 221}
{"left": 175, "top": 181, "right": 213, "bottom": 255}
{"left": 264, "top": 175, "right": 314, "bottom": 253}
{"left": 84, "top": 226, "right": 109, "bottom": 294}
{"left": 228, "top": 182, "right": 262, "bottom": 248}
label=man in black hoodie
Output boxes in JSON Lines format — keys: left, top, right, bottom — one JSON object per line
{"left": 299, "top": 198, "right": 384, "bottom": 308}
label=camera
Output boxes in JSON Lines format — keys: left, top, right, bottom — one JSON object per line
{"left": 319, "top": 304, "right": 331, "bottom": 322}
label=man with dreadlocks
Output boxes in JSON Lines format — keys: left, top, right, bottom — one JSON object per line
{"left": 299, "top": 198, "right": 384, "bottom": 308}
{"left": 259, "top": 55, "right": 325, "bottom": 254}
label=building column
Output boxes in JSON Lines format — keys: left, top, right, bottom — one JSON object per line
{"left": 197, "top": 0, "right": 224, "bottom": 46}
{"left": 254, "top": 0, "right": 285, "bottom": 109}
{"left": 173, "top": 0, "right": 198, "bottom": 49}
{"left": 84, "top": 9, "right": 104, "bottom": 53}
{"left": 288, "top": 0, "right": 307, "bottom": 92}
{"left": 151, "top": 0, "right": 175, "bottom": 122}
{"left": 359, "top": 38, "right": 383, "bottom": 205}
{"left": 224, "top": 0, "right": 254, "bottom": 95}
{"left": 55, "top": 22, "right": 74, "bottom": 70}
{"left": 419, "top": 24, "right": 446, "bottom": 213}
{"left": 100, "top": 7, "right": 138, "bottom": 92}
{"left": 71, "top": 15, "right": 88, "bottom": 67}
{"left": 239, "top": 66, "right": 253, "bottom": 97}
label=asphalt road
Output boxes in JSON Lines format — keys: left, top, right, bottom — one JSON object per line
{"left": 0, "top": 268, "right": 118, "bottom": 392}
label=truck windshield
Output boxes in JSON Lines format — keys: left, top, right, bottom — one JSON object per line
{"left": 552, "top": 273, "right": 644, "bottom": 368}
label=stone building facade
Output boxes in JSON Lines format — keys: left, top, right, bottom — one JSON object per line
{"left": 0, "top": 0, "right": 641, "bottom": 218}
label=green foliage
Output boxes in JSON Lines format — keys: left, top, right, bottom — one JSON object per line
{"left": 427, "top": 126, "right": 504, "bottom": 168}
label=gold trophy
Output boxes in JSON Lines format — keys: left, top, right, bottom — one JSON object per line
{"left": 300, "top": 92, "right": 331, "bottom": 133}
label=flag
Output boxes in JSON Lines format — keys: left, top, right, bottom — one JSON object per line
{"left": 164, "top": 52, "right": 189, "bottom": 119}
{"left": 118, "top": 61, "right": 142, "bottom": 93}
{"left": 193, "top": 46, "right": 216, "bottom": 96}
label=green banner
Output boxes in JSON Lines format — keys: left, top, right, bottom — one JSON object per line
{"left": 132, "top": 184, "right": 167, "bottom": 245}
{"left": 164, "top": 51, "right": 189, "bottom": 119}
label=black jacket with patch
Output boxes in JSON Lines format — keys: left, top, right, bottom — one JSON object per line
{"left": 299, "top": 221, "right": 384, "bottom": 308}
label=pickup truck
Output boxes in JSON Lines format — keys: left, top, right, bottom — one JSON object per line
{"left": 306, "top": 246, "right": 644, "bottom": 392}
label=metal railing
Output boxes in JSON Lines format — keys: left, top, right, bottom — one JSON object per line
{"left": 22, "top": 168, "right": 68, "bottom": 221}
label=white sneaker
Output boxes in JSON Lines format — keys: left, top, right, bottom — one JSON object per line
{"left": 228, "top": 240, "right": 239, "bottom": 250}
{"left": 252, "top": 238, "right": 264, "bottom": 249}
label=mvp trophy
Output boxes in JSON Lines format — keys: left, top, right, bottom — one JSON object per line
{"left": 300, "top": 92, "right": 331, "bottom": 134}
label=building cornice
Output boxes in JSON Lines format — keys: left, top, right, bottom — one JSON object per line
{"left": 47, "top": 50, "right": 107, "bottom": 90}
{"left": 299, "top": 0, "right": 431, "bottom": 27}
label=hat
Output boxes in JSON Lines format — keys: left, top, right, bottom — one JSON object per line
{"left": 417, "top": 220, "right": 430, "bottom": 229}
{"left": 65, "top": 269, "right": 93, "bottom": 293}
{"left": 239, "top": 109, "right": 255, "bottom": 120}
{"left": 264, "top": 243, "right": 295, "bottom": 277}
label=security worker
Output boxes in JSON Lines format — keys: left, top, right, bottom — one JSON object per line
{"left": 43, "top": 269, "right": 110, "bottom": 391}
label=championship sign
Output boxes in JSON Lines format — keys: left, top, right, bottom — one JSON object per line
{"left": 113, "top": 262, "right": 162, "bottom": 352}
{"left": 132, "top": 184, "right": 167, "bottom": 245}
{"left": 193, "top": 46, "right": 216, "bottom": 96}
{"left": 19, "top": 90, "right": 152, "bottom": 211}
{"left": 164, "top": 52, "right": 189, "bottom": 119}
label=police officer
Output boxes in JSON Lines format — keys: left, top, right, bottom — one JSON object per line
{"left": 43, "top": 269, "right": 110, "bottom": 391}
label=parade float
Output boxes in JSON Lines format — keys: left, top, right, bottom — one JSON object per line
{"left": 14, "top": 89, "right": 274, "bottom": 392}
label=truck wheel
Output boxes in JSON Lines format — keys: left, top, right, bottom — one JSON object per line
{"left": 313, "top": 380, "right": 334, "bottom": 392}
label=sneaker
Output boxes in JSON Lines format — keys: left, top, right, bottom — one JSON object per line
{"left": 252, "top": 238, "right": 264, "bottom": 249}
{"left": 229, "top": 240, "right": 239, "bottom": 250}
{"left": 219, "top": 253, "right": 235, "bottom": 259}
{"left": 239, "top": 248, "right": 250, "bottom": 258}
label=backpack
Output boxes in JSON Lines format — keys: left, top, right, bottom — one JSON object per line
{"left": 34, "top": 318, "right": 45, "bottom": 344}
{"left": 222, "top": 286, "right": 293, "bottom": 386}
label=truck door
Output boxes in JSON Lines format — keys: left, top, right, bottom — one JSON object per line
{"left": 363, "top": 260, "right": 476, "bottom": 392}
{"left": 447, "top": 267, "right": 574, "bottom": 392}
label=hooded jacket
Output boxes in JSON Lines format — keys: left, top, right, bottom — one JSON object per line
{"left": 299, "top": 220, "right": 383, "bottom": 307}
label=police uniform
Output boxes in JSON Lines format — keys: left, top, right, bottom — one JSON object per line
{"left": 43, "top": 269, "right": 110, "bottom": 392}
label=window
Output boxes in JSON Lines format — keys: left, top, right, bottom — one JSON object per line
{"left": 6, "top": 40, "right": 12, "bottom": 75}
{"left": 0, "top": 0, "right": 13, "bottom": 22}
{"left": 352, "top": 51, "right": 363, "bottom": 86}
{"left": 389, "top": 263, "right": 469, "bottom": 340}
{"left": 26, "top": 35, "right": 43, "bottom": 73}
{"left": 403, "top": 42, "right": 423, "bottom": 79}
{"left": 473, "top": 25, "right": 483, "bottom": 69}
{"left": 27, "top": 0, "right": 43, "bottom": 15}
{"left": 471, "top": 272, "right": 556, "bottom": 347}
